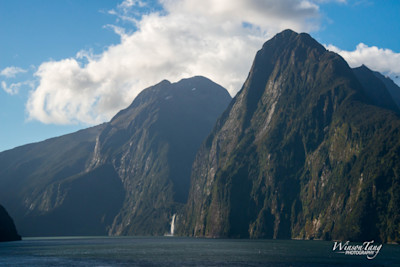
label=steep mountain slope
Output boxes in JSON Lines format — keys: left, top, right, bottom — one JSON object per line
{"left": 181, "top": 30, "right": 400, "bottom": 243}
{"left": 0, "top": 204, "right": 21, "bottom": 242}
{"left": 0, "top": 76, "right": 231, "bottom": 237}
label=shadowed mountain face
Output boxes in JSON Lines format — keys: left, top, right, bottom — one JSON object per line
{"left": 372, "top": 70, "right": 400, "bottom": 109}
{"left": 93, "top": 76, "right": 231, "bottom": 235}
{"left": 0, "top": 124, "right": 113, "bottom": 236}
{"left": 0, "top": 76, "right": 231, "bottom": 237}
{"left": 180, "top": 30, "right": 400, "bottom": 243}
{"left": 353, "top": 65, "right": 399, "bottom": 113}
{"left": 0, "top": 204, "right": 21, "bottom": 242}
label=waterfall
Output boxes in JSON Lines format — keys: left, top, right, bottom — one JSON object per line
{"left": 170, "top": 214, "right": 176, "bottom": 236}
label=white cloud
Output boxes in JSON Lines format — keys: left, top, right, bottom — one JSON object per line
{"left": 161, "top": 0, "right": 321, "bottom": 31}
{"left": 0, "top": 66, "right": 27, "bottom": 78}
{"left": 26, "top": 0, "right": 330, "bottom": 125}
{"left": 119, "top": 0, "right": 139, "bottom": 9}
{"left": 326, "top": 43, "right": 400, "bottom": 84}
{"left": 1, "top": 80, "right": 33, "bottom": 95}
{"left": 109, "top": 0, "right": 151, "bottom": 26}
{"left": 119, "top": 0, "right": 147, "bottom": 9}
{"left": 1, "top": 81, "right": 19, "bottom": 95}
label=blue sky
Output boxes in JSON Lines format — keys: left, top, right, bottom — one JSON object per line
{"left": 0, "top": 0, "right": 399, "bottom": 152}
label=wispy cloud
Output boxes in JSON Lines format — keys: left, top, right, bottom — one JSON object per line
{"left": 108, "top": 0, "right": 156, "bottom": 27}
{"left": 1, "top": 80, "right": 33, "bottom": 95}
{"left": 119, "top": 0, "right": 143, "bottom": 9}
{"left": 0, "top": 66, "right": 27, "bottom": 78}
{"left": 312, "top": 0, "right": 347, "bottom": 3}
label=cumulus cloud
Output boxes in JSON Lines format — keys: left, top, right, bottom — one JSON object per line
{"left": 326, "top": 43, "right": 400, "bottom": 84}
{"left": 1, "top": 66, "right": 27, "bottom": 78}
{"left": 26, "top": 0, "right": 329, "bottom": 125}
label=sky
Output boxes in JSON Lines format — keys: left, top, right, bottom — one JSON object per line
{"left": 0, "top": 0, "right": 400, "bottom": 152}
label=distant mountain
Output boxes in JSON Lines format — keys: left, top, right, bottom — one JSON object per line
{"left": 180, "top": 30, "right": 400, "bottom": 243}
{"left": 0, "top": 76, "right": 231, "bottom": 237}
{"left": 0, "top": 124, "right": 109, "bottom": 236}
{"left": 353, "top": 65, "right": 399, "bottom": 113}
{"left": 372, "top": 70, "right": 400, "bottom": 108}
{"left": 0, "top": 204, "right": 21, "bottom": 242}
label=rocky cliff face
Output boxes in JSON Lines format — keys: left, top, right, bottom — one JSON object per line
{"left": 180, "top": 30, "right": 400, "bottom": 243}
{"left": 0, "top": 204, "right": 21, "bottom": 242}
{"left": 0, "top": 76, "right": 231, "bottom": 237}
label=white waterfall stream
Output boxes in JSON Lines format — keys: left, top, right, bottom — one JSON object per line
{"left": 170, "top": 214, "right": 176, "bottom": 236}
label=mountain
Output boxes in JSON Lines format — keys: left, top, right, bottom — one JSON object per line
{"left": 372, "top": 70, "right": 400, "bottom": 108}
{"left": 0, "top": 76, "right": 231, "bottom": 237}
{"left": 94, "top": 76, "right": 231, "bottom": 235}
{"left": 352, "top": 65, "right": 399, "bottom": 113}
{"left": 0, "top": 204, "right": 21, "bottom": 242}
{"left": 180, "top": 30, "right": 400, "bottom": 243}
{"left": 0, "top": 124, "right": 110, "bottom": 236}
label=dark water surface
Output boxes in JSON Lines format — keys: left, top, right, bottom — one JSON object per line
{"left": 0, "top": 236, "right": 398, "bottom": 266}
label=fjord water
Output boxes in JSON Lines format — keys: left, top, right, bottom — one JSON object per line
{"left": 0, "top": 237, "right": 399, "bottom": 266}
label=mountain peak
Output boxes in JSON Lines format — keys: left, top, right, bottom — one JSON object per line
{"left": 261, "top": 29, "right": 325, "bottom": 54}
{"left": 159, "top": 79, "right": 172, "bottom": 85}
{"left": 273, "top": 28, "right": 298, "bottom": 40}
